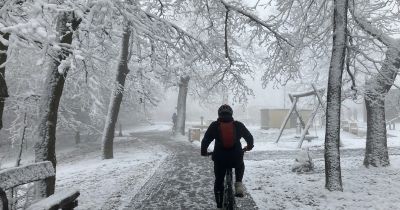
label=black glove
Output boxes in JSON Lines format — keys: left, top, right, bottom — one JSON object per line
{"left": 244, "top": 144, "right": 254, "bottom": 151}
{"left": 201, "top": 150, "right": 208, "bottom": 156}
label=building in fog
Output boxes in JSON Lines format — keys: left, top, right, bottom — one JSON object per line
{"left": 260, "top": 109, "right": 312, "bottom": 129}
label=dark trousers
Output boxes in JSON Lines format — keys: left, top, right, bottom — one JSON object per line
{"left": 214, "top": 161, "right": 245, "bottom": 193}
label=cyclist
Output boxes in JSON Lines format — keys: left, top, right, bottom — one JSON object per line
{"left": 201, "top": 104, "right": 254, "bottom": 209}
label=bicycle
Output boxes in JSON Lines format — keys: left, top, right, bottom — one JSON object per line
{"left": 207, "top": 148, "right": 249, "bottom": 210}
{"left": 223, "top": 167, "right": 236, "bottom": 210}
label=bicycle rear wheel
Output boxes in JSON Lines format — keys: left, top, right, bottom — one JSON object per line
{"left": 223, "top": 169, "right": 236, "bottom": 210}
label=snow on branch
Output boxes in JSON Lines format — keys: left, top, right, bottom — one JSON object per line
{"left": 346, "top": 32, "right": 357, "bottom": 92}
{"left": 224, "top": 8, "right": 233, "bottom": 66}
{"left": 140, "top": 10, "right": 226, "bottom": 64}
{"left": 349, "top": 1, "right": 398, "bottom": 49}
{"left": 220, "top": 0, "right": 294, "bottom": 47}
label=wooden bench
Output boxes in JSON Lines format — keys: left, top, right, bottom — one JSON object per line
{"left": 341, "top": 120, "right": 349, "bottom": 132}
{"left": 0, "top": 161, "right": 79, "bottom": 210}
{"left": 188, "top": 128, "right": 201, "bottom": 142}
{"left": 191, "top": 125, "right": 208, "bottom": 130}
{"left": 349, "top": 122, "right": 358, "bottom": 135}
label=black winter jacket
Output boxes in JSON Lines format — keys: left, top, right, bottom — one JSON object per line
{"left": 201, "top": 117, "right": 254, "bottom": 165}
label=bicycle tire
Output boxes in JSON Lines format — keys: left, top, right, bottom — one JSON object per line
{"left": 224, "top": 169, "right": 236, "bottom": 210}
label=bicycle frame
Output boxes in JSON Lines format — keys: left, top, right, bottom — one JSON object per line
{"left": 206, "top": 148, "right": 250, "bottom": 209}
{"left": 223, "top": 168, "right": 236, "bottom": 210}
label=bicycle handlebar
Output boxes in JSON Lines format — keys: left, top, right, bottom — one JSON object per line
{"left": 206, "top": 147, "right": 250, "bottom": 156}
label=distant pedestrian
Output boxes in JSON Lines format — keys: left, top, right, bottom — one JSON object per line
{"left": 172, "top": 112, "right": 177, "bottom": 133}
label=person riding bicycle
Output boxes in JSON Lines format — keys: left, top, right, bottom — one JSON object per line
{"left": 201, "top": 104, "right": 254, "bottom": 209}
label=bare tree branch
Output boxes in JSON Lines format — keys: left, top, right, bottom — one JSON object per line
{"left": 224, "top": 7, "right": 233, "bottom": 66}
{"left": 346, "top": 29, "right": 356, "bottom": 92}
{"left": 220, "top": 0, "right": 294, "bottom": 47}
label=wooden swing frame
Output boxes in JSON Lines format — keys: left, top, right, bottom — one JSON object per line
{"left": 275, "top": 84, "right": 326, "bottom": 148}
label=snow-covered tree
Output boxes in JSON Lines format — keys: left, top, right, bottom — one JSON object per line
{"left": 97, "top": 0, "right": 230, "bottom": 158}
{"left": 324, "top": 0, "right": 348, "bottom": 192}
{"left": 0, "top": 0, "right": 21, "bottom": 131}
{"left": 173, "top": 0, "right": 293, "bottom": 95}
{"left": 102, "top": 21, "right": 131, "bottom": 160}
{"left": 0, "top": 31, "right": 8, "bottom": 131}
{"left": 34, "top": 8, "right": 81, "bottom": 197}
{"left": 349, "top": 0, "right": 400, "bottom": 167}
{"left": 161, "top": 0, "right": 300, "bottom": 135}
{"left": 267, "top": 0, "right": 399, "bottom": 182}
{"left": 175, "top": 75, "right": 190, "bottom": 135}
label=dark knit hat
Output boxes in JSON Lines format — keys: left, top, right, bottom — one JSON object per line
{"left": 218, "top": 104, "right": 233, "bottom": 116}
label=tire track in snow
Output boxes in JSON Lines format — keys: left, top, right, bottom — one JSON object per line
{"left": 99, "top": 138, "right": 171, "bottom": 210}
{"left": 100, "top": 158, "right": 169, "bottom": 210}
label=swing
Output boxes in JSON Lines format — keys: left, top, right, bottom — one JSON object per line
{"left": 275, "top": 84, "right": 326, "bottom": 148}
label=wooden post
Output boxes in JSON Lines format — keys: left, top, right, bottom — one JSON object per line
{"left": 289, "top": 95, "right": 308, "bottom": 134}
{"left": 298, "top": 103, "right": 320, "bottom": 148}
{"left": 276, "top": 97, "right": 298, "bottom": 143}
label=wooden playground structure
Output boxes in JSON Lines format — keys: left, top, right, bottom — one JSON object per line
{"left": 275, "top": 84, "right": 326, "bottom": 148}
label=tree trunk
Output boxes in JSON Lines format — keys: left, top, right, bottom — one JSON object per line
{"left": 175, "top": 76, "right": 190, "bottom": 135}
{"left": 364, "top": 97, "right": 389, "bottom": 167}
{"left": 364, "top": 47, "right": 400, "bottom": 167}
{"left": 101, "top": 24, "right": 131, "bottom": 159}
{"left": 0, "top": 32, "right": 9, "bottom": 131}
{"left": 34, "top": 12, "right": 80, "bottom": 198}
{"left": 324, "top": 0, "right": 348, "bottom": 191}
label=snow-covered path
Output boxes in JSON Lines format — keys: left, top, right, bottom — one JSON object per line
{"left": 123, "top": 131, "right": 258, "bottom": 210}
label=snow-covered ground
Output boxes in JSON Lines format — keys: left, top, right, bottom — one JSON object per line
{"left": 182, "top": 123, "right": 400, "bottom": 152}
{"left": 56, "top": 136, "right": 169, "bottom": 210}
{"left": 188, "top": 123, "right": 400, "bottom": 209}
{"left": 249, "top": 126, "right": 400, "bottom": 151}
{"left": 3, "top": 122, "right": 400, "bottom": 209}
{"left": 125, "top": 123, "right": 171, "bottom": 134}
{"left": 239, "top": 126, "right": 400, "bottom": 210}
{"left": 245, "top": 155, "right": 400, "bottom": 210}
